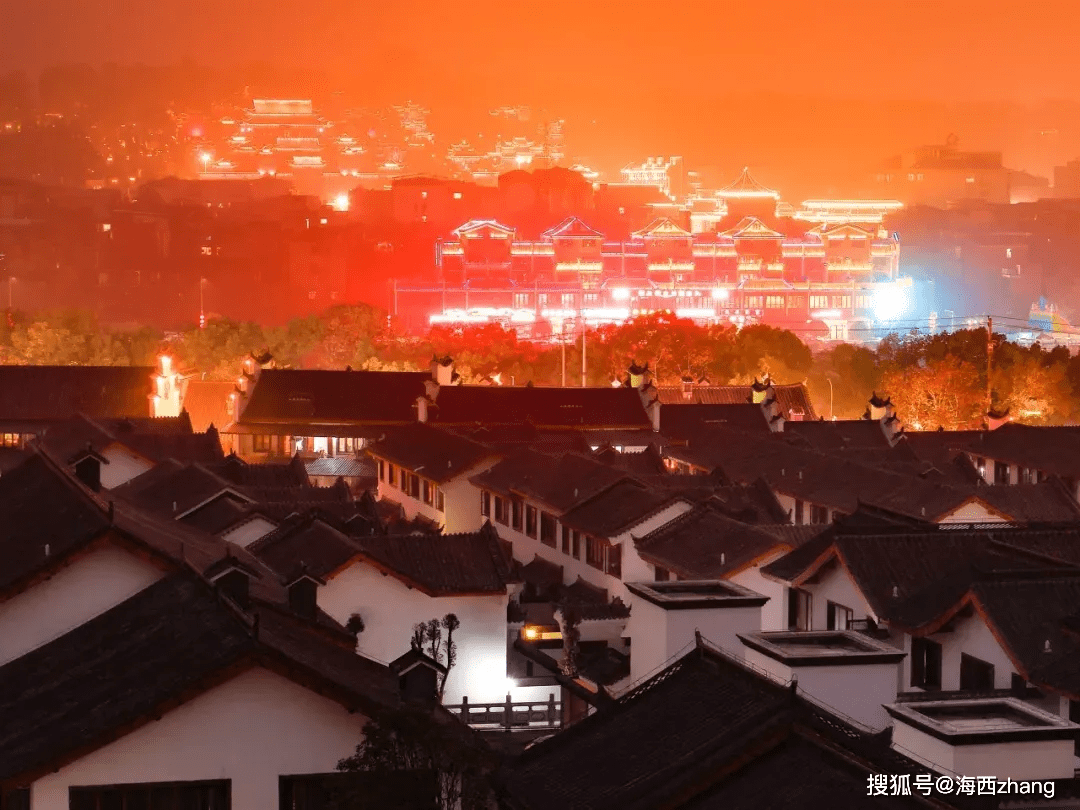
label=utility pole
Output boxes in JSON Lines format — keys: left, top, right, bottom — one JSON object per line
{"left": 581, "top": 319, "right": 587, "bottom": 387}
{"left": 986, "top": 315, "right": 994, "bottom": 418}
{"left": 561, "top": 333, "right": 566, "bottom": 388}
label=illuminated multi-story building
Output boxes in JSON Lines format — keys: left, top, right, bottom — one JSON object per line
{"left": 398, "top": 169, "right": 907, "bottom": 342}
{"left": 199, "top": 99, "right": 362, "bottom": 205}
{"left": 619, "top": 157, "right": 687, "bottom": 200}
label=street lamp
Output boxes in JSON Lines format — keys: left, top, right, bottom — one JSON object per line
{"left": 199, "top": 151, "right": 212, "bottom": 175}
{"left": 199, "top": 278, "right": 207, "bottom": 329}
{"left": 6, "top": 276, "right": 14, "bottom": 310}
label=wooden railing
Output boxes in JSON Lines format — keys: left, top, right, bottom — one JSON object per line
{"left": 446, "top": 694, "right": 562, "bottom": 731}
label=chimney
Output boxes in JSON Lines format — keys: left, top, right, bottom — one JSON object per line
{"left": 213, "top": 564, "right": 251, "bottom": 608}
{"left": 287, "top": 568, "right": 322, "bottom": 620}
{"left": 430, "top": 355, "right": 455, "bottom": 386}
{"left": 986, "top": 407, "right": 1011, "bottom": 431}
{"left": 73, "top": 449, "right": 102, "bottom": 492}
{"left": 151, "top": 355, "right": 185, "bottom": 418}
{"left": 628, "top": 362, "right": 650, "bottom": 390}
{"left": 415, "top": 395, "right": 429, "bottom": 423}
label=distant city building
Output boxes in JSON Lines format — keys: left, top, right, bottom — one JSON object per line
{"left": 1054, "top": 158, "right": 1080, "bottom": 198}
{"left": 619, "top": 157, "right": 687, "bottom": 200}
{"left": 397, "top": 169, "right": 906, "bottom": 341}
{"left": 873, "top": 135, "right": 1010, "bottom": 207}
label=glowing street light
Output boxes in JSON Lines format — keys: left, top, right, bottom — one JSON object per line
{"left": 199, "top": 277, "right": 208, "bottom": 329}
{"left": 199, "top": 151, "right": 212, "bottom": 174}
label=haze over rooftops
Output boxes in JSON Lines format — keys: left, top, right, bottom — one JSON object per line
{"left": 0, "top": 365, "right": 154, "bottom": 423}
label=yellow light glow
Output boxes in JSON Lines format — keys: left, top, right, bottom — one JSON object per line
{"left": 331, "top": 192, "right": 350, "bottom": 212}
{"left": 523, "top": 626, "right": 539, "bottom": 640}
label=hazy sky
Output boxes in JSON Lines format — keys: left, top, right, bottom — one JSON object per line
{"left": 2, "top": 0, "right": 1079, "bottom": 103}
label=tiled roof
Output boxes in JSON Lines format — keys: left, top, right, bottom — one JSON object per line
{"left": 973, "top": 574, "right": 1080, "bottom": 697}
{"left": 366, "top": 423, "right": 497, "bottom": 482}
{"left": 36, "top": 413, "right": 222, "bottom": 468}
{"left": 210, "top": 453, "right": 309, "bottom": 487}
{"left": 781, "top": 419, "right": 891, "bottom": 452}
{"left": 0, "top": 365, "right": 153, "bottom": 422}
{"left": 498, "top": 639, "right": 937, "bottom": 810}
{"left": 250, "top": 512, "right": 364, "bottom": 580}
{"left": 660, "top": 403, "right": 770, "bottom": 440}
{"left": 635, "top": 504, "right": 793, "bottom": 579}
{"left": 967, "top": 423, "right": 1080, "bottom": 477}
{"left": 426, "top": 386, "right": 652, "bottom": 430}
{"left": 471, "top": 451, "right": 630, "bottom": 513}
{"left": 559, "top": 479, "right": 678, "bottom": 538}
{"left": 352, "top": 524, "right": 517, "bottom": 596}
{"left": 181, "top": 379, "right": 235, "bottom": 432}
{"left": 655, "top": 382, "right": 816, "bottom": 419}
{"left": 761, "top": 525, "right": 1080, "bottom": 632}
{"left": 235, "top": 368, "right": 429, "bottom": 426}
{"left": 305, "top": 455, "right": 373, "bottom": 478}
{"left": 0, "top": 574, "right": 401, "bottom": 784}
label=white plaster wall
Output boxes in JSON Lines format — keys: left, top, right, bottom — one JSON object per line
{"left": 319, "top": 563, "right": 510, "bottom": 704}
{"left": 30, "top": 667, "right": 369, "bottom": 810}
{"left": 377, "top": 461, "right": 497, "bottom": 534}
{"left": 795, "top": 662, "right": 902, "bottom": 731}
{"left": 938, "top": 614, "right": 1018, "bottom": 691}
{"left": 221, "top": 517, "right": 278, "bottom": 548}
{"left": 494, "top": 500, "right": 691, "bottom": 604}
{"left": 938, "top": 501, "right": 1006, "bottom": 524}
{"left": 892, "top": 722, "right": 1076, "bottom": 780}
{"left": 627, "top": 596, "right": 761, "bottom": 684}
{"left": 730, "top": 555, "right": 785, "bottom": 631}
{"left": 806, "top": 562, "right": 877, "bottom": 631}
{"left": 101, "top": 446, "right": 155, "bottom": 490}
{"left": 0, "top": 545, "right": 164, "bottom": 666}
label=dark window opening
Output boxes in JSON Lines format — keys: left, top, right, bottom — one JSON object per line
{"left": 911, "top": 637, "right": 943, "bottom": 690}
{"left": 960, "top": 653, "right": 995, "bottom": 691}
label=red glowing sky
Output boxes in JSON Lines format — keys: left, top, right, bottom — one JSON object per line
{"left": 3, "top": 0, "right": 1077, "bottom": 102}
{"left": 3, "top": 0, "right": 1080, "bottom": 193}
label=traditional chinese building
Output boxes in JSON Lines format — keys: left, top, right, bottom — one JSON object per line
{"left": 402, "top": 169, "right": 905, "bottom": 341}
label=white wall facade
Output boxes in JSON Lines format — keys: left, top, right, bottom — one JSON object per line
{"left": 938, "top": 501, "right": 1006, "bottom": 524}
{"left": 902, "top": 613, "right": 1018, "bottom": 692}
{"left": 376, "top": 461, "right": 496, "bottom": 534}
{"left": 892, "top": 722, "right": 1075, "bottom": 780}
{"left": 0, "top": 544, "right": 164, "bottom": 666}
{"left": 805, "top": 561, "right": 878, "bottom": 632}
{"left": 492, "top": 498, "right": 692, "bottom": 603}
{"left": 730, "top": 552, "right": 786, "bottom": 631}
{"left": 29, "top": 667, "right": 369, "bottom": 810}
{"left": 221, "top": 517, "right": 278, "bottom": 548}
{"left": 743, "top": 649, "right": 900, "bottom": 730}
{"left": 100, "top": 445, "right": 155, "bottom": 490}
{"left": 319, "top": 562, "right": 511, "bottom": 704}
{"left": 625, "top": 596, "right": 762, "bottom": 684}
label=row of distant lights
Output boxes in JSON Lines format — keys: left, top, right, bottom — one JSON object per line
{"left": 612, "top": 287, "right": 730, "bottom": 300}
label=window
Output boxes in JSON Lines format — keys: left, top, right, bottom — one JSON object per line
{"left": 766, "top": 295, "right": 784, "bottom": 309}
{"left": 422, "top": 479, "right": 434, "bottom": 506}
{"left": 513, "top": 292, "right": 531, "bottom": 308}
{"left": 794, "top": 499, "right": 804, "bottom": 524}
{"left": 826, "top": 601, "right": 852, "bottom": 631}
{"left": 960, "top": 653, "right": 995, "bottom": 692}
{"left": 405, "top": 473, "right": 420, "bottom": 499}
{"left": 585, "top": 536, "right": 604, "bottom": 570}
{"left": 3, "top": 789, "right": 28, "bottom": 810}
{"left": 606, "top": 543, "right": 622, "bottom": 579}
{"left": 541, "top": 512, "right": 556, "bottom": 547}
{"left": 572, "top": 531, "right": 581, "bottom": 560}
{"left": 387, "top": 463, "right": 397, "bottom": 487}
{"left": 810, "top": 295, "right": 828, "bottom": 309}
{"left": 434, "top": 489, "right": 444, "bottom": 512}
{"left": 1020, "top": 466, "right": 1033, "bottom": 484}
{"left": 525, "top": 505, "right": 538, "bottom": 538}
{"left": 787, "top": 588, "right": 812, "bottom": 631}
{"left": 280, "top": 772, "right": 434, "bottom": 810}
{"left": 994, "top": 461, "right": 1011, "bottom": 485}
{"left": 481, "top": 490, "right": 491, "bottom": 517}
{"left": 911, "top": 637, "right": 943, "bottom": 690}
{"left": 511, "top": 499, "right": 523, "bottom": 532}
{"left": 377, "top": 459, "right": 385, "bottom": 481}
{"left": 494, "top": 496, "right": 508, "bottom": 525}
{"left": 809, "top": 504, "right": 829, "bottom": 525}
{"left": 654, "top": 566, "right": 671, "bottom": 582}
{"left": 69, "top": 780, "right": 230, "bottom": 810}
{"left": 561, "top": 524, "right": 571, "bottom": 553}
{"left": 252, "top": 433, "right": 273, "bottom": 453}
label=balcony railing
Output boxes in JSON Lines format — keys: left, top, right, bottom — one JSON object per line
{"left": 446, "top": 694, "right": 562, "bottom": 732}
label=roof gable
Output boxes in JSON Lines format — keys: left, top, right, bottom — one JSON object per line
{"left": 631, "top": 217, "right": 692, "bottom": 239}
{"left": 542, "top": 216, "right": 603, "bottom": 239}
